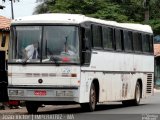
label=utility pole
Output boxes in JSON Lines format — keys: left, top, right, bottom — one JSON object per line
{"left": 9, "top": 0, "right": 20, "bottom": 19}
{"left": 10, "top": 0, "right": 14, "bottom": 19}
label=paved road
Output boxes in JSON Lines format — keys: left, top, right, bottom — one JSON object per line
{"left": 0, "top": 92, "right": 160, "bottom": 120}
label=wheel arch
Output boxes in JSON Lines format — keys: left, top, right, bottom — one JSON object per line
{"left": 92, "top": 78, "right": 100, "bottom": 102}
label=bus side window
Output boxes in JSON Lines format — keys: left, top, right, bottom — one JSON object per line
{"left": 92, "top": 25, "right": 102, "bottom": 49}
{"left": 133, "top": 32, "right": 142, "bottom": 52}
{"left": 82, "top": 28, "right": 91, "bottom": 50}
{"left": 102, "top": 27, "right": 114, "bottom": 50}
{"left": 115, "top": 29, "right": 123, "bottom": 51}
{"left": 123, "top": 31, "right": 133, "bottom": 52}
{"left": 150, "top": 35, "right": 153, "bottom": 53}
{"left": 81, "top": 27, "right": 91, "bottom": 65}
{"left": 1, "top": 33, "right": 6, "bottom": 47}
{"left": 142, "top": 34, "right": 150, "bottom": 53}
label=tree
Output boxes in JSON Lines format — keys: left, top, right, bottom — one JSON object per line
{"left": 33, "top": 0, "right": 160, "bottom": 35}
{"left": 33, "top": 0, "right": 55, "bottom": 14}
{"left": 150, "top": 0, "right": 160, "bottom": 19}
{"left": 34, "top": 0, "right": 128, "bottom": 22}
{"left": 34, "top": 0, "right": 103, "bottom": 14}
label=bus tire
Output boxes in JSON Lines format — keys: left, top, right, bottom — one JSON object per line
{"left": 80, "top": 83, "right": 97, "bottom": 112}
{"left": 131, "top": 82, "right": 141, "bottom": 106}
{"left": 25, "top": 101, "right": 39, "bottom": 114}
{"left": 122, "top": 82, "right": 141, "bottom": 106}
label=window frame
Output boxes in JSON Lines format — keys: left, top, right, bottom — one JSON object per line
{"left": 89, "top": 23, "right": 153, "bottom": 55}
{"left": 149, "top": 35, "right": 154, "bottom": 53}
{"left": 142, "top": 33, "right": 150, "bottom": 53}
{"left": 8, "top": 24, "right": 81, "bottom": 65}
{"left": 123, "top": 30, "right": 133, "bottom": 52}
{"left": 102, "top": 26, "right": 114, "bottom": 50}
{"left": 91, "top": 24, "right": 103, "bottom": 49}
{"left": 133, "top": 32, "right": 143, "bottom": 53}
{"left": 115, "top": 28, "right": 123, "bottom": 51}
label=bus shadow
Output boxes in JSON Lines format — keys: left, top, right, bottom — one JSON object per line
{"left": 37, "top": 105, "right": 83, "bottom": 114}
{"left": 37, "top": 103, "right": 147, "bottom": 114}
{"left": 95, "top": 103, "right": 146, "bottom": 111}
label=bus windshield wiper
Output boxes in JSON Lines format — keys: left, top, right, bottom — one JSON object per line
{"left": 22, "top": 57, "right": 29, "bottom": 65}
{"left": 50, "top": 56, "right": 60, "bottom": 66}
{"left": 22, "top": 54, "right": 32, "bottom": 65}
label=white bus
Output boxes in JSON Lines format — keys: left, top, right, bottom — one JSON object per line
{"left": 8, "top": 13, "right": 154, "bottom": 113}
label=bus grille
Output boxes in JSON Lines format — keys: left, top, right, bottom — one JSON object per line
{"left": 146, "top": 74, "right": 153, "bottom": 94}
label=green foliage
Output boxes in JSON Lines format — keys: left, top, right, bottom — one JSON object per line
{"left": 145, "top": 19, "right": 160, "bottom": 35}
{"left": 150, "top": 0, "right": 160, "bottom": 19}
{"left": 88, "top": 2, "right": 128, "bottom": 22}
{"left": 33, "top": 0, "right": 160, "bottom": 35}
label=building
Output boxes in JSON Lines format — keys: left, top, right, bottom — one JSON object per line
{"left": 0, "top": 16, "right": 11, "bottom": 104}
{"left": 0, "top": 16, "right": 11, "bottom": 60}
{"left": 154, "top": 44, "right": 160, "bottom": 88}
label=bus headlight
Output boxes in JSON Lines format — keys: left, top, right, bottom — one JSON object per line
{"left": 9, "top": 90, "right": 24, "bottom": 96}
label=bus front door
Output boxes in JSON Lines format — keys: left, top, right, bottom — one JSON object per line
{"left": 0, "top": 51, "right": 9, "bottom": 102}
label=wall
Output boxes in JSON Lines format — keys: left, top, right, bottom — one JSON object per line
{"left": 155, "top": 57, "right": 160, "bottom": 88}
{"left": 0, "top": 30, "right": 9, "bottom": 60}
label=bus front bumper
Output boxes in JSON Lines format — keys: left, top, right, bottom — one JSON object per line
{"left": 8, "top": 87, "right": 79, "bottom": 102}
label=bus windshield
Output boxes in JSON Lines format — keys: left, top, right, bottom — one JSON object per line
{"left": 9, "top": 26, "right": 80, "bottom": 64}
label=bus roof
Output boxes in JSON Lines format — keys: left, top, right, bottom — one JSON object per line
{"left": 12, "top": 13, "right": 153, "bottom": 33}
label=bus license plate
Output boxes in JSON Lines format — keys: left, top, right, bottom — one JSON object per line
{"left": 34, "top": 90, "right": 47, "bottom": 96}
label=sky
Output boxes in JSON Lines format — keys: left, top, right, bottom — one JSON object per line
{"left": 0, "top": 0, "right": 41, "bottom": 19}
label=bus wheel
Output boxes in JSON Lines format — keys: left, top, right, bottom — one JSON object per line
{"left": 122, "top": 82, "right": 141, "bottom": 106}
{"left": 132, "top": 82, "right": 141, "bottom": 106}
{"left": 80, "top": 83, "right": 97, "bottom": 112}
{"left": 25, "top": 101, "right": 39, "bottom": 114}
